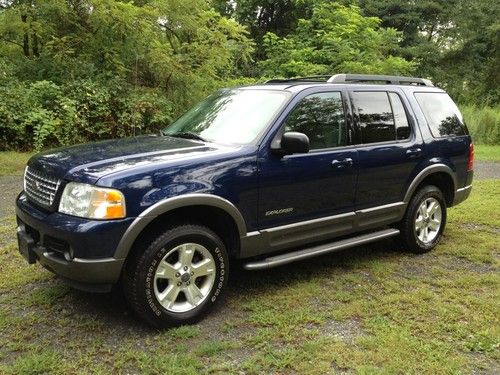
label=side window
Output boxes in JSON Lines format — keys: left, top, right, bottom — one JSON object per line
{"left": 353, "top": 91, "right": 395, "bottom": 143}
{"left": 353, "top": 91, "right": 411, "bottom": 143}
{"left": 414, "top": 92, "right": 467, "bottom": 137}
{"left": 389, "top": 92, "right": 411, "bottom": 140}
{"left": 284, "top": 92, "right": 347, "bottom": 149}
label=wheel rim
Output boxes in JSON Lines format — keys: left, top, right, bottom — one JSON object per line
{"left": 414, "top": 197, "right": 442, "bottom": 244}
{"left": 153, "top": 243, "right": 216, "bottom": 313}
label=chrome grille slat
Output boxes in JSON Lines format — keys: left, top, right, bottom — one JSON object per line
{"left": 26, "top": 177, "right": 54, "bottom": 194}
{"left": 24, "top": 167, "right": 61, "bottom": 208}
{"left": 26, "top": 182, "right": 55, "bottom": 197}
{"left": 25, "top": 169, "right": 59, "bottom": 186}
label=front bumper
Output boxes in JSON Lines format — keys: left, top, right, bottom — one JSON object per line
{"left": 16, "top": 192, "right": 133, "bottom": 287}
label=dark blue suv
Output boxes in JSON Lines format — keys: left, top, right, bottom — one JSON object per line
{"left": 16, "top": 74, "right": 474, "bottom": 327}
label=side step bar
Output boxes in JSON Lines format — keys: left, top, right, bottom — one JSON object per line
{"left": 243, "top": 228, "right": 400, "bottom": 271}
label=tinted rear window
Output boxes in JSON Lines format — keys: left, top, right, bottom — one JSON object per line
{"left": 414, "top": 92, "right": 467, "bottom": 137}
{"left": 352, "top": 91, "right": 411, "bottom": 144}
{"left": 353, "top": 91, "right": 395, "bottom": 143}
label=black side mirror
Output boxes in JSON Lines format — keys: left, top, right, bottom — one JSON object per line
{"left": 278, "top": 132, "right": 310, "bottom": 155}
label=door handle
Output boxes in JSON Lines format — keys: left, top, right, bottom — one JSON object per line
{"left": 406, "top": 148, "right": 422, "bottom": 158}
{"left": 331, "top": 158, "right": 353, "bottom": 168}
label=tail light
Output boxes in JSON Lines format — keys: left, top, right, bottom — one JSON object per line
{"left": 467, "top": 143, "right": 474, "bottom": 171}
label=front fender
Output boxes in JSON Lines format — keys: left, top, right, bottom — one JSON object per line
{"left": 114, "top": 193, "right": 247, "bottom": 259}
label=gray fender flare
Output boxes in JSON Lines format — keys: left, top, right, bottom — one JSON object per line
{"left": 403, "top": 164, "right": 457, "bottom": 203}
{"left": 114, "top": 194, "right": 247, "bottom": 259}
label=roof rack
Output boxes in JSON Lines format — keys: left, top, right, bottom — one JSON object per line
{"left": 265, "top": 74, "right": 434, "bottom": 87}
{"left": 265, "top": 75, "right": 333, "bottom": 84}
{"left": 328, "top": 74, "right": 434, "bottom": 86}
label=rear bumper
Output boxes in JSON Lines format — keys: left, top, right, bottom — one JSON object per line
{"left": 16, "top": 192, "right": 133, "bottom": 287}
{"left": 453, "top": 184, "right": 472, "bottom": 206}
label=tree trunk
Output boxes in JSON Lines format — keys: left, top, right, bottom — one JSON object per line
{"left": 33, "top": 33, "right": 40, "bottom": 57}
{"left": 21, "top": 14, "right": 30, "bottom": 57}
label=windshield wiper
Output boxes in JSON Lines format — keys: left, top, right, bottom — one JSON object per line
{"left": 167, "top": 132, "right": 207, "bottom": 142}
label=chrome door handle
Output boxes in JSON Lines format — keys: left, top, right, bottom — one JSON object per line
{"left": 331, "top": 158, "right": 353, "bottom": 168}
{"left": 406, "top": 148, "right": 422, "bottom": 158}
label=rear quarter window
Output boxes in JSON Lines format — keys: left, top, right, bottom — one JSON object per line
{"left": 414, "top": 92, "right": 468, "bottom": 137}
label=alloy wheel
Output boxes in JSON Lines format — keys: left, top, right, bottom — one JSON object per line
{"left": 414, "top": 197, "right": 442, "bottom": 244}
{"left": 153, "top": 243, "right": 216, "bottom": 313}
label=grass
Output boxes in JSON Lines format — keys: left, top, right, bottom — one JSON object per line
{"left": 475, "top": 144, "right": 500, "bottom": 162}
{"left": 0, "top": 152, "right": 32, "bottom": 176}
{"left": 0, "top": 163, "right": 499, "bottom": 374}
{"left": 461, "top": 105, "right": 500, "bottom": 145}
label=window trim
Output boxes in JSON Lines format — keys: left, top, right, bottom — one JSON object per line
{"left": 271, "top": 90, "right": 352, "bottom": 152}
{"left": 388, "top": 91, "right": 412, "bottom": 141}
{"left": 349, "top": 89, "right": 415, "bottom": 147}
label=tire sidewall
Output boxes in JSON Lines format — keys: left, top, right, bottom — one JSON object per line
{"left": 408, "top": 186, "right": 447, "bottom": 251}
{"left": 139, "top": 227, "right": 228, "bottom": 325}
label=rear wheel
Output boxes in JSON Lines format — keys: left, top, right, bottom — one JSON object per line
{"left": 400, "top": 185, "right": 447, "bottom": 253}
{"left": 123, "top": 224, "right": 229, "bottom": 328}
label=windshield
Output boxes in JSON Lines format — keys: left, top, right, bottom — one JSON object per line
{"left": 163, "top": 89, "right": 290, "bottom": 145}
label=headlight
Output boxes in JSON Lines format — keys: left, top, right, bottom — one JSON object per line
{"left": 59, "top": 182, "right": 126, "bottom": 219}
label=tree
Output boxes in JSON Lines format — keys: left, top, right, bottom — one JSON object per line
{"left": 359, "top": 0, "right": 500, "bottom": 104}
{"left": 0, "top": 0, "right": 254, "bottom": 150}
{"left": 260, "top": 3, "right": 414, "bottom": 77}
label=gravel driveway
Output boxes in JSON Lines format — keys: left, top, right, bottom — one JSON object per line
{"left": 1, "top": 161, "right": 499, "bottom": 219}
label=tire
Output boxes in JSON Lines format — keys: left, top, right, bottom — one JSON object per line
{"left": 399, "top": 185, "right": 447, "bottom": 254}
{"left": 123, "top": 224, "right": 229, "bottom": 328}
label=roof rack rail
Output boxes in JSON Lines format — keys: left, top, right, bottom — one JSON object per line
{"left": 327, "top": 74, "right": 434, "bottom": 87}
{"left": 265, "top": 75, "right": 332, "bottom": 84}
{"left": 264, "top": 74, "right": 434, "bottom": 87}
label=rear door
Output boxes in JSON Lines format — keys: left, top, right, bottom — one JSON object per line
{"left": 349, "top": 89, "right": 424, "bottom": 210}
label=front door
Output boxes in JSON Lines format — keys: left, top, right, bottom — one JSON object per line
{"left": 258, "top": 90, "right": 358, "bottom": 247}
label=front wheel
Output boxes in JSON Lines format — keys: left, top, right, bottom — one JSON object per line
{"left": 123, "top": 224, "right": 229, "bottom": 328}
{"left": 399, "top": 185, "right": 447, "bottom": 253}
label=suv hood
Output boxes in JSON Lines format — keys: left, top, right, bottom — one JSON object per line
{"left": 28, "top": 135, "right": 230, "bottom": 183}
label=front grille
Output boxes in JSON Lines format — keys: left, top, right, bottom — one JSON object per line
{"left": 24, "top": 167, "right": 61, "bottom": 208}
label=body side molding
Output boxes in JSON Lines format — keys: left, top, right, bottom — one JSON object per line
{"left": 239, "top": 203, "right": 407, "bottom": 259}
{"left": 114, "top": 193, "right": 247, "bottom": 259}
{"left": 244, "top": 228, "right": 400, "bottom": 270}
{"left": 403, "top": 163, "right": 457, "bottom": 203}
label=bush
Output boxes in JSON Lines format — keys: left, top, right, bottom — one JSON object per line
{"left": 0, "top": 78, "right": 173, "bottom": 151}
{"left": 461, "top": 106, "right": 500, "bottom": 145}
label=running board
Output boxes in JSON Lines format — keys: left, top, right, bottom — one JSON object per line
{"left": 243, "top": 228, "right": 400, "bottom": 271}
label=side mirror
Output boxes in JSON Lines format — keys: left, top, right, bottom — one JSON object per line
{"left": 278, "top": 132, "right": 310, "bottom": 155}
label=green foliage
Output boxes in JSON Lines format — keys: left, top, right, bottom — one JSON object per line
{"left": 0, "top": 0, "right": 254, "bottom": 150}
{"left": 461, "top": 106, "right": 500, "bottom": 145}
{"left": 0, "top": 0, "right": 498, "bottom": 150}
{"left": 0, "top": 78, "right": 173, "bottom": 150}
{"left": 360, "top": 0, "right": 500, "bottom": 106}
{"left": 259, "top": 3, "right": 414, "bottom": 77}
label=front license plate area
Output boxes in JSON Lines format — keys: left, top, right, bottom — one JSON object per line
{"left": 17, "top": 229, "right": 37, "bottom": 264}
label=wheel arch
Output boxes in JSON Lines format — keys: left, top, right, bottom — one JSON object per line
{"left": 404, "top": 164, "right": 457, "bottom": 207}
{"left": 115, "top": 194, "right": 247, "bottom": 260}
